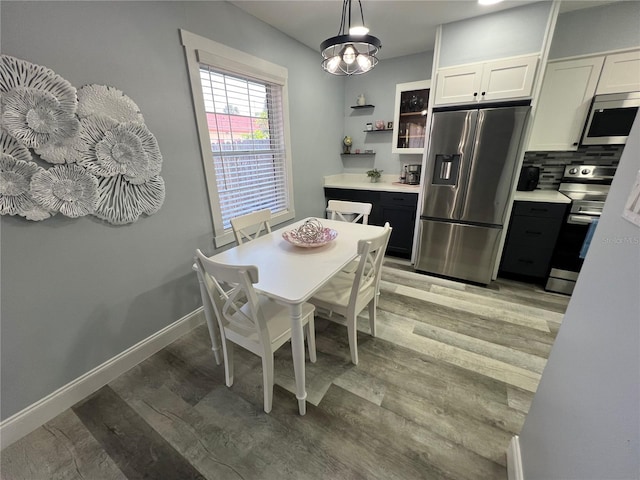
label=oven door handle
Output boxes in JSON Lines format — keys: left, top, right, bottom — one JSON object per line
{"left": 568, "top": 214, "right": 595, "bottom": 225}
{"left": 574, "top": 207, "right": 603, "bottom": 216}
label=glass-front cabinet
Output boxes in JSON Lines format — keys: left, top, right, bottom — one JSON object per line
{"left": 392, "top": 80, "right": 431, "bottom": 154}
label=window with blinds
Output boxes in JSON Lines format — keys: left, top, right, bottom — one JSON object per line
{"left": 181, "top": 31, "right": 294, "bottom": 246}
{"left": 199, "top": 66, "right": 289, "bottom": 230}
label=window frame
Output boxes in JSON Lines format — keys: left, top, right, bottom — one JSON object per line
{"left": 181, "top": 29, "right": 295, "bottom": 247}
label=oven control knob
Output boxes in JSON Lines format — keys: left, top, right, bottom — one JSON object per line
{"left": 581, "top": 168, "right": 591, "bottom": 175}
{"left": 569, "top": 168, "right": 578, "bottom": 174}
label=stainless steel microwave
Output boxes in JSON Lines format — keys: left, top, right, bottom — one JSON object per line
{"left": 581, "top": 91, "right": 640, "bottom": 145}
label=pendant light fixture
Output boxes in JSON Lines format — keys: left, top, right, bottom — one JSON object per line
{"left": 320, "top": 0, "right": 382, "bottom": 76}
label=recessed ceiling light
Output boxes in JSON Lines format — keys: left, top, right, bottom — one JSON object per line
{"left": 478, "top": 0, "right": 503, "bottom": 5}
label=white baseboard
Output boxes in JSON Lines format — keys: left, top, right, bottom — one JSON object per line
{"left": 0, "top": 308, "right": 205, "bottom": 451}
{"left": 507, "top": 435, "right": 525, "bottom": 480}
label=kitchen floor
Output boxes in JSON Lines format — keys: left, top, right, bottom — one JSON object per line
{"left": 0, "top": 259, "right": 569, "bottom": 480}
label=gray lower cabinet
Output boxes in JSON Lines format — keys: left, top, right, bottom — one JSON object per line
{"left": 324, "top": 188, "right": 418, "bottom": 258}
{"left": 499, "top": 201, "right": 567, "bottom": 279}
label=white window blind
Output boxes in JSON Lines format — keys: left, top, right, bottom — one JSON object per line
{"left": 199, "top": 66, "right": 289, "bottom": 230}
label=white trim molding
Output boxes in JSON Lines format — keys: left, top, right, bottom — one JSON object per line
{"left": 507, "top": 435, "right": 525, "bottom": 480}
{"left": 0, "top": 308, "right": 205, "bottom": 450}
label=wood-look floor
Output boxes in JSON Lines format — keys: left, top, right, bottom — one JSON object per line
{"left": 0, "top": 259, "right": 569, "bottom": 480}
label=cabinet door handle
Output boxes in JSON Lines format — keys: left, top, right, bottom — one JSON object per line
{"left": 517, "top": 259, "right": 534, "bottom": 264}
{"left": 481, "top": 91, "right": 486, "bottom": 96}
{"left": 573, "top": 142, "right": 578, "bottom": 146}
{"left": 473, "top": 92, "right": 478, "bottom": 97}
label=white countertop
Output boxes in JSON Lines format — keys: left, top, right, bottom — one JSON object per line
{"left": 514, "top": 190, "right": 571, "bottom": 204}
{"left": 323, "top": 176, "right": 570, "bottom": 202}
{"left": 324, "top": 174, "right": 420, "bottom": 193}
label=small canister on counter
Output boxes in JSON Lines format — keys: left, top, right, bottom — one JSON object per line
{"left": 400, "top": 165, "right": 407, "bottom": 183}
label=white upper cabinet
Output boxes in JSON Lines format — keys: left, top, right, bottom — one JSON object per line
{"left": 433, "top": 64, "right": 483, "bottom": 106}
{"left": 528, "top": 56, "right": 605, "bottom": 151}
{"left": 480, "top": 55, "right": 539, "bottom": 102}
{"left": 434, "top": 54, "right": 539, "bottom": 106}
{"left": 596, "top": 50, "right": 640, "bottom": 95}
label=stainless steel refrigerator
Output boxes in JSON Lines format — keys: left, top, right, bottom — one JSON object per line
{"left": 415, "top": 105, "right": 530, "bottom": 285}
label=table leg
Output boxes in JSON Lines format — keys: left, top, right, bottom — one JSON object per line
{"left": 289, "top": 303, "right": 307, "bottom": 415}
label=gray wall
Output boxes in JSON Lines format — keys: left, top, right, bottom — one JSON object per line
{"left": 342, "top": 52, "right": 434, "bottom": 178}
{"left": 519, "top": 115, "right": 640, "bottom": 478}
{"left": 439, "top": 1, "right": 551, "bottom": 68}
{"left": 549, "top": 1, "right": 640, "bottom": 60}
{"left": 0, "top": 1, "right": 343, "bottom": 420}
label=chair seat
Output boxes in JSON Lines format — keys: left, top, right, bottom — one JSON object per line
{"left": 312, "top": 272, "right": 356, "bottom": 308}
{"left": 311, "top": 272, "right": 375, "bottom": 322}
{"left": 227, "top": 296, "right": 315, "bottom": 350}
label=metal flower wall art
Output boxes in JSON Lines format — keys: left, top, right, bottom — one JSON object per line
{"left": 0, "top": 54, "right": 165, "bottom": 224}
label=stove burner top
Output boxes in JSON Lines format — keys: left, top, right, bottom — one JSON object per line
{"left": 558, "top": 164, "right": 615, "bottom": 205}
{"left": 561, "top": 164, "right": 616, "bottom": 184}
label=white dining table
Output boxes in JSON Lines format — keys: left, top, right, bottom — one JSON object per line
{"left": 204, "top": 217, "right": 386, "bottom": 415}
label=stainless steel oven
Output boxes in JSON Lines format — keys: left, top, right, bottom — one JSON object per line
{"left": 545, "top": 165, "right": 616, "bottom": 295}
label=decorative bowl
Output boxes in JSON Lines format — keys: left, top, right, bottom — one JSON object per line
{"left": 282, "top": 227, "right": 338, "bottom": 248}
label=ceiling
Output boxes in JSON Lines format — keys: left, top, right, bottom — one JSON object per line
{"left": 230, "top": 0, "right": 618, "bottom": 60}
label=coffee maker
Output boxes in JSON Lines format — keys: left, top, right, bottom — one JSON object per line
{"left": 406, "top": 164, "right": 422, "bottom": 185}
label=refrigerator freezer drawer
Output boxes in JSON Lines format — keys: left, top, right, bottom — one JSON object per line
{"left": 416, "top": 219, "right": 502, "bottom": 285}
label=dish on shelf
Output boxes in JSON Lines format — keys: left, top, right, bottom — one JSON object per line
{"left": 282, "top": 227, "right": 338, "bottom": 248}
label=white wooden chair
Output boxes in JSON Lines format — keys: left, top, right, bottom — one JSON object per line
{"left": 327, "top": 200, "right": 372, "bottom": 225}
{"left": 308, "top": 223, "right": 392, "bottom": 365}
{"left": 192, "top": 260, "right": 224, "bottom": 366}
{"left": 230, "top": 209, "right": 272, "bottom": 245}
{"left": 327, "top": 200, "right": 376, "bottom": 273}
{"left": 194, "top": 249, "right": 316, "bottom": 413}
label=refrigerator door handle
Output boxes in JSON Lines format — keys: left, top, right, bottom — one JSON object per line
{"left": 452, "top": 111, "right": 480, "bottom": 219}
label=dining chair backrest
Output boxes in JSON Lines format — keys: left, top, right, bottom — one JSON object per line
{"left": 350, "top": 222, "right": 392, "bottom": 308}
{"left": 231, "top": 209, "right": 272, "bottom": 245}
{"left": 195, "top": 249, "right": 269, "bottom": 344}
{"left": 192, "top": 260, "right": 223, "bottom": 364}
{"left": 327, "top": 200, "right": 372, "bottom": 225}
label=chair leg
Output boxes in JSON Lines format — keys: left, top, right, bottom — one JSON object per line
{"left": 211, "top": 346, "right": 223, "bottom": 366}
{"left": 223, "top": 341, "right": 234, "bottom": 387}
{"left": 262, "top": 353, "right": 274, "bottom": 413}
{"left": 347, "top": 315, "right": 359, "bottom": 365}
{"left": 368, "top": 300, "right": 377, "bottom": 337}
{"left": 305, "top": 316, "right": 317, "bottom": 363}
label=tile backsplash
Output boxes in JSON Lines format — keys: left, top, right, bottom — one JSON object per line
{"left": 523, "top": 145, "right": 624, "bottom": 190}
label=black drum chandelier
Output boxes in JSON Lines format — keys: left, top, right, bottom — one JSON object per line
{"left": 320, "top": 0, "right": 382, "bottom": 76}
